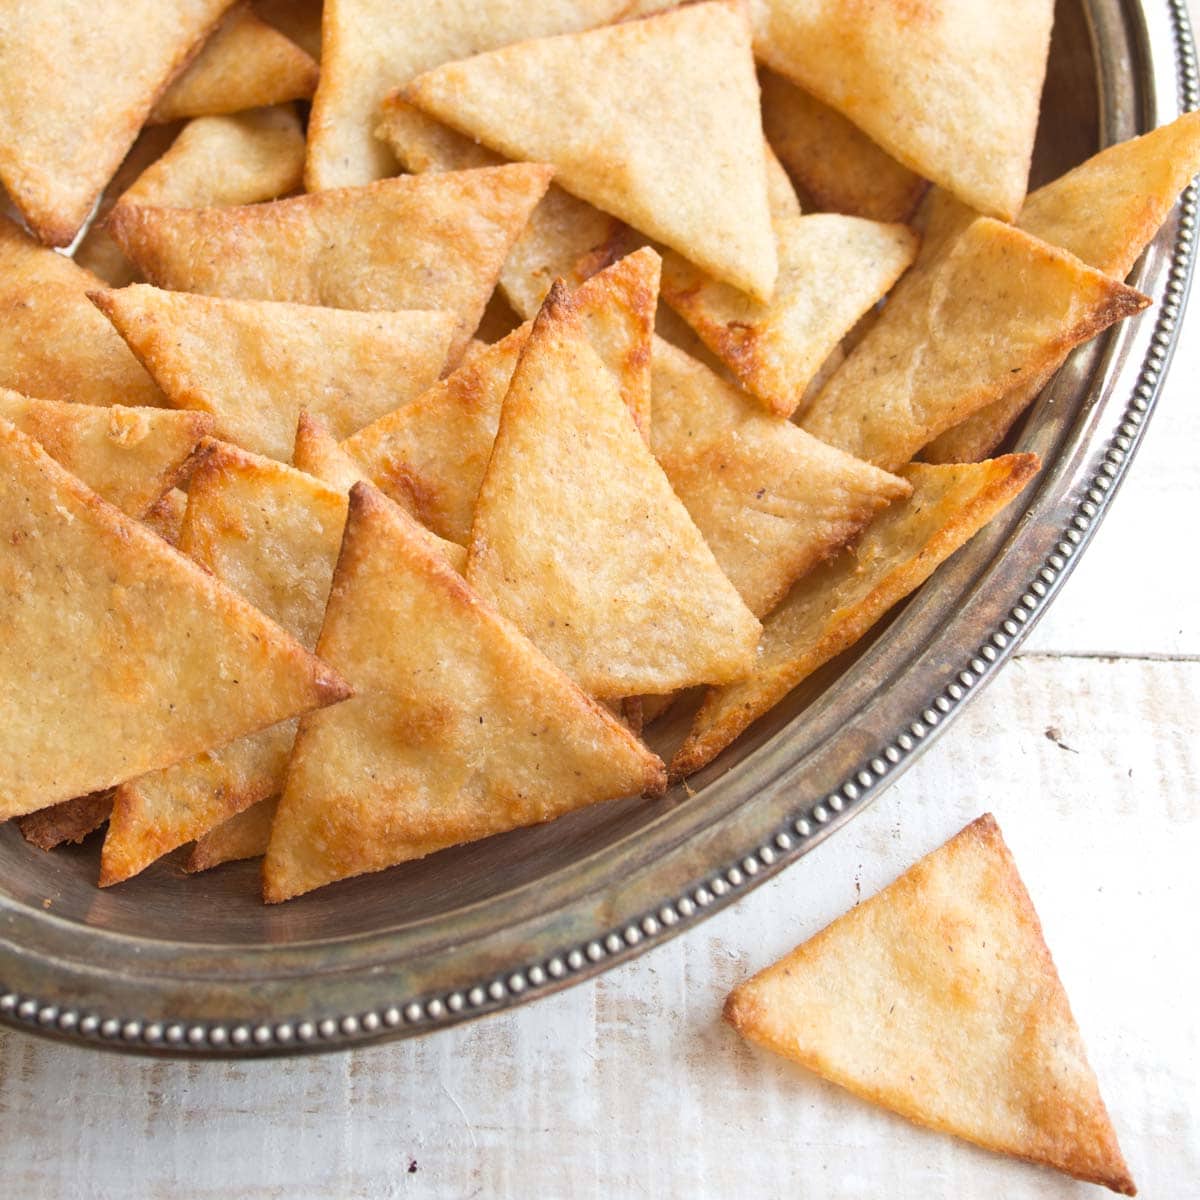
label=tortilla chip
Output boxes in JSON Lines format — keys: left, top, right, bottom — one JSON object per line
{"left": 925, "top": 111, "right": 1200, "bottom": 463}
{"left": 16, "top": 792, "right": 115, "bottom": 851}
{"left": 0, "top": 419, "right": 348, "bottom": 821}
{"left": 752, "top": 0, "right": 1052, "bottom": 220}
{"left": 650, "top": 339, "right": 910, "bottom": 617}
{"left": 107, "top": 165, "right": 552, "bottom": 364}
{"left": 263, "top": 480, "right": 666, "bottom": 901}
{"left": 406, "top": 1, "right": 777, "bottom": 300}
{"left": 725, "top": 814, "right": 1135, "bottom": 1194}
{"left": 759, "top": 67, "right": 926, "bottom": 224}
{"left": 142, "top": 488, "right": 189, "bottom": 546}
{"left": 377, "top": 99, "right": 626, "bottom": 322}
{"left": 94, "top": 285, "right": 455, "bottom": 462}
{"left": 467, "top": 284, "right": 760, "bottom": 698}
{"left": 0, "top": 1, "right": 237, "bottom": 245}
{"left": 341, "top": 248, "right": 661, "bottom": 543}
{"left": 672, "top": 455, "right": 1039, "bottom": 775}
{"left": 800, "top": 219, "right": 1149, "bottom": 471}
{"left": 763, "top": 142, "right": 804, "bottom": 221}
{"left": 151, "top": 7, "right": 319, "bottom": 124}
{"left": 0, "top": 216, "right": 163, "bottom": 407}
{"left": 293, "top": 412, "right": 467, "bottom": 572}
{"left": 1018, "top": 109, "right": 1200, "bottom": 281}
{"left": 99, "top": 439, "right": 353, "bottom": 884}
{"left": 102, "top": 724, "right": 297, "bottom": 885}
{"left": 305, "top": 0, "right": 631, "bottom": 191}
{"left": 0, "top": 390, "right": 211, "bottom": 517}
{"left": 76, "top": 105, "right": 307, "bottom": 288}
{"left": 254, "top": 0, "right": 322, "bottom": 60}
{"left": 661, "top": 214, "right": 918, "bottom": 416}
{"left": 186, "top": 795, "right": 277, "bottom": 871}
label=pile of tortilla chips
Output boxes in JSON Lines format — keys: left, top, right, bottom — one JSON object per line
{"left": 0, "top": 2, "right": 1188, "bottom": 1180}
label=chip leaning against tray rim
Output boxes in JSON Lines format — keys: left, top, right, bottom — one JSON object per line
{"left": 0, "top": 0, "right": 1194, "bottom": 1056}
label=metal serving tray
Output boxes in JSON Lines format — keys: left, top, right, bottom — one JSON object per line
{"left": 0, "top": 0, "right": 1194, "bottom": 1057}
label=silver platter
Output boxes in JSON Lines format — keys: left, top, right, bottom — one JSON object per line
{"left": 0, "top": 0, "right": 1194, "bottom": 1056}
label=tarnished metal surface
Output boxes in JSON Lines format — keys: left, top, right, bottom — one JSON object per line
{"left": 0, "top": 0, "right": 1194, "bottom": 1056}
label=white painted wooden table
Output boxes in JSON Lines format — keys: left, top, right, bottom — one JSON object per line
{"left": 5, "top": 154, "right": 1200, "bottom": 1200}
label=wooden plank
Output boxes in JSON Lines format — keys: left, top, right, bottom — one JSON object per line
{"left": 2, "top": 656, "right": 1196, "bottom": 1198}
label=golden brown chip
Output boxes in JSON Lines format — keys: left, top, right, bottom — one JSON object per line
{"left": 340, "top": 248, "right": 661, "bottom": 543}
{"left": 661, "top": 214, "right": 918, "bottom": 416}
{"left": 0, "top": 419, "right": 348, "bottom": 821}
{"left": 925, "top": 111, "right": 1200, "bottom": 463}
{"left": 186, "top": 795, "right": 277, "bottom": 872}
{"left": 725, "top": 814, "right": 1135, "bottom": 1195}
{"left": 76, "top": 106, "right": 307, "bottom": 288}
{"left": 253, "top": 0, "right": 322, "bottom": 60}
{"left": 0, "top": 216, "right": 162, "bottom": 407}
{"left": 16, "top": 792, "right": 115, "bottom": 852}
{"left": 142, "top": 488, "right": 189, "bottom": 546}
{"left": 94, "top": 285, "right": 455, "bottom": 462}
{"left": 672, "top": 455, "right": 1039, "bottom": 775}
{"left": 151, "top": 7, "right": 319, "bottom": 124}
{"left": 376, "top": 100, "right": 624, "bottom": 321}
{"left": 293, "top": 412, "right": 467, "bottom": 572}
{"left": 1018, "top": 109, "right": 1200, "bottom": 281}
{"left": 0, "top": 0, "right": 237, "bottom": 245}
{"left": 759, "top": 67, "right": 927, "bottom": 224}
{"left": 100, "top": 440, "right": 352, "bottom": 885}
{"left": 107, "top": 165, "right": 552, "bottom": 364}
{"left": 405, "top": 1, "right": 778, "bottom": 300}
{"left": 800, "top": 219, "right": 1149, "bottom": 470}
{"left": 466, "top": 284, "right": 760, "bottom": 698}
{"left": 649, "top": 339, "right": 910, "bottom": 617}
{"left": 0, "top": 390, "right": 211, "bottom": 517}
{"left": 263, "top": 481, "right": 666, "bottom": 902}
{"left": 752, "top": 0, "right": 1053, "bottom": 220}
{"left": 305, "top": 0, "right": 631, "bottom": 191}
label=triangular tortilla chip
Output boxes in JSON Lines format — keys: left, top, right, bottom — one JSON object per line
{"left": 725, "top": 814, "right": 1136, "bottom": 1194}
{"left": 1018, "top": 109, "right": 1200, "bottom": 281}
{"left": 406, "top": 1, "right": 777, "bottom": 300}
{"left": 759, "top": 66, "right": 927, "bottom": 224}
{"left": 672, "top": 455, "right": 1039, "bottom": 775}
{"left": 925, "top": 111, "right": 1200, "bottom": 464}
{"left": 305, "top": 0, "right": 632, "bottom": 191}
{"left": 16, "top": 792, "right": 115, "bottom": 851}
{"left": 376, "top": 99, "right": 625, "bottom": 322}
{"left": 466, "top": 284, "right": 760, "bottom": 698}
{"left": 752, "top": 0, "right": 1053, "bottom": 220}
{"left": 254, "top": 0, "right": 322, "bottom": 60}
{"left": 0, "top": 216, "right": 162, "bottom": 407}
{"left": 0, "top": 0, "right": 237, "bottom": 245}
{"left": 341, "top": 248, "right": 661, "bottom": 543}
{"left": 102, "top": 429, "right": 466, "bottom": 885}
{"left": 293, "top": 411, "right": 468, "bottom": 572}
{"left": 151, "top": 7, "right": 318, "bottom": 124}
{"left": 650, "top": 339, "right": 910, "bottom": 617}
{"left": 108, "top": 166, "right": 552, "bottom": 365}
{"left": 0, "top": 390, "right": 211, "bottom": 517}
{"left": 186, "top": 795, "right": 278, "bottom": 872}
{"left": 76, "top": 105, "right": 307, "bottom": 288}
{"left": 263, "top": 480, "right": 667, "bottom": 901}
{"left": 801, "top": 219, "right": 1149, "bottom": 471}
{"left": 100, "top": 439, "right": 351, "bottom": 884}
{"left": 661, "top": 214, "right": 918, "bottom": 416}
{"left": 93, "top": 285, "right": 456, "bottom": 462}
{"left": 0, "top": 419, "right": 348, "bottom": 821}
